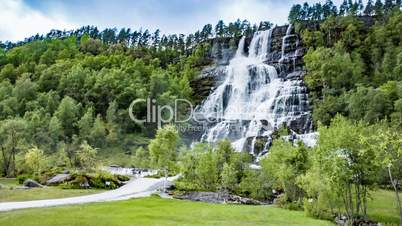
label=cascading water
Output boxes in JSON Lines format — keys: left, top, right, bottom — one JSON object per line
{"left": 195, "top": 25, "right": 313, "bottom": 157}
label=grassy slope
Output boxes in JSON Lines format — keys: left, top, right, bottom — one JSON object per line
{"left": 0, "top": 197, "right": 334, "bottom": 226}
{"left": 0, "top": 178, "right": 104, "bottom": 202}
{"left": 0, "top": 178, "right": 399, "bottom": 225}
{"left": 368, "top": 189, "right": 400, "bottom": 224}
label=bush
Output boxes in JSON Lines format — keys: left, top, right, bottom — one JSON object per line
{"left": 303, "top": 198, "right": 335, "bottom": 221}
{"left": 174, "top": 180, "right": 200, "bottom": 191}
{"left": 60, "top": 171, "right": 127, "bottom": 189}
{"left": 88, "top": 172, "right": 123, "bottom": 189}
{"left": 17, "top": 174, "right": 33, "bottom": 184}
{"left": 275, "top": 194, "right": 303, "bottom": 211}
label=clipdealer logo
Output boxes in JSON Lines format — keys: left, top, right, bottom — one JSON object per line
{"left": 128, "top": 98, "right": 194, "bottom": 128}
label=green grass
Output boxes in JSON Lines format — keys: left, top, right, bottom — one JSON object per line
{"left": 0, "top": 178, "right": 104, "bottom": 202}
{"left": 368, "top": 189, "right": 400, "bottom": 225}
{"left": 0, "top": 178, "right": 18, "bottom": 187}
{"left": 0, "top": 197, "right": 334, "bottom": 226}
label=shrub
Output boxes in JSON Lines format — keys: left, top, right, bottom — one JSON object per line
{"left": 17, "top": 174, "right": 33, "bottom": 184}
{"left": 88, "top": 172, "right": 121, "bottom": 189}
{"left": 303, "top": 198, "right": 334, "bottom": 221}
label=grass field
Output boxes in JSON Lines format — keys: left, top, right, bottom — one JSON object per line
{"left": 368, "top": 189, "right": 400, "bottom": 225}
{"left": 0, "top": 196, "right": 334, "bottom": 226}
{"left": 0, "top": 176, "right": 399, "bottom": 225}
{"left": 0, "top": 178, "right": 104, "bottom": 202}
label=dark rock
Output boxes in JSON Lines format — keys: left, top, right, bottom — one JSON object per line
{"left": 352, "top": 218, "right": 380, "bottom": 226}
{"left": 46, "top": 174, "right": 71, "bottom": 185}
{"left": 174, "top": 191, "right": 264, "bottom": 205}
{"left": 335, "top": 216, "right": 380, "bottom": 226}
{"left": 207, "top": 37, "right": 238, "bottom": 65}
{"left": 23, "top": 179, "right": 42, "bottom": 188}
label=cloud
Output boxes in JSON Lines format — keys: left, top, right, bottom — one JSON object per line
{"left": 0, "top": 0, "right": 76, "bottom": 42}
{"left": 216, "top": 0, "right": 288, "bottom": 25}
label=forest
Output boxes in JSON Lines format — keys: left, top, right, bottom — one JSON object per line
{"left": 0, "top": 0, "right": 401, "bottom": 225}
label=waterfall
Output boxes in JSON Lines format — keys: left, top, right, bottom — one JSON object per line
{"left": 196, "top": 25, "right": 313, "bottom": 157}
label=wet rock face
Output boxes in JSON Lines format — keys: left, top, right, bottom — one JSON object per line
{"left": 207, "top": 37, "right": 238, "bottom": 66}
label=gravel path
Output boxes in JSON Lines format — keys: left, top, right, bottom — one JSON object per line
{"left": 0, "top": 176, "right": 178, "bottom": 212}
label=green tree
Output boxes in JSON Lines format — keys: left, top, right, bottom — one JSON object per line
{"left": 289, "top": 4, "right": 303, "bottom": 23}
{"left": 105, "top": 101, "right": 120, "bottom": 144}
{"left": 376, "top": 126, "right": 402, "bottom": 225}
{"left": 48, "top": 115, "right": 63, "bottom": 150}
{"left": 148, "top": 125, "right": 179, "bottom": 188}
{"left": 374, "top": 0, "right": 384, "bottom": 16}
{"left": 0, "top": 64, "right": 17, "bottom": 83}
{"left": 0, "top": 118, "right": 27, "bottom": 177}
{"left": 316, "top": 115, "right": 380, "bottom": 220}
{"left": 261, "top": 139, "right": 309, "bottom": 203}
{"left": 76, "top": 141, "right": 98, "bottom": 171}
{"left": 132, "top": 147, "right": 149, "bottom": 168}
{"left": 55, "top": 96, "right": 80, "bottom": 139}
{"left": 90, "top": 115, "right": 107, "bottom": 147}
{"left": 364, "top": 0, "right": 374, "bottom": 15}
{"left": 220, "top": 162, "right": 237, "bottom": 192}
{"left": 25, "top": 147, "right": 46, "bottom": 176}
{"left": 78, "top": 107, "right": 94, "bottom": 141}
{"left": 195, "top": 149, "right": 218, "bottom": 191}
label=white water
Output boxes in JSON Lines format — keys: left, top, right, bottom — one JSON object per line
{"left": 197, "top": 25, "right": 313, "bottom": 155}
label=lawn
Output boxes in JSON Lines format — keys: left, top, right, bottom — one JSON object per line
{"left": 0, "top": 196, "right": 334, "bottom": 226}
{"left": 368, "top": 189, "right": 400, "bottom": 225}
{"left": 0, "top": 178, "right": 104, "bottom": 202}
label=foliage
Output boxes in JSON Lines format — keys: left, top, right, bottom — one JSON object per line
{"left": 24, "top": 147, "right": 46, "bottom": 177}
{"left": 76, "top": 141, "right": 98, "bottom": 171}
{"left": 261, "top": 139, "right": 310, "bottom": 204}
{"left": 301, "top": 11, "right": 402, "bottom": 127}
{"left": 148, "top": 125, "right": 179, "bottom": 173}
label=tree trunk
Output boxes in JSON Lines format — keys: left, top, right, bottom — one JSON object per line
{"left": 163, "top": 168, "right": 167, "bottom": 193}
{"left": 355, "top": 184, "right": 361, "bottom": 216}
{"left": 0, "top": 147, "right": 10, "bottom": 176}
{"left": 362, "top": 185, "right": 368, "bottom": 218}
{"left": 388, "top": 165, "right": 402, "bottom": 226}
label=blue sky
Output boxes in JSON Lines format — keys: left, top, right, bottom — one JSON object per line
{"left": 0, "top": 0, "right": 344, "bottom": 42}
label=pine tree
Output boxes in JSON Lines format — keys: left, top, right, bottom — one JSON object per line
{"left": 374, "top": 0, "right": 384, "bottom": 16}
{"left": 340, "top": 0, "right": 348, "bottom": 15}
{"left": 289, "top": 4, "right": 302, "bottom": 23}
{"left": 215, "top": 20, "right": 226, "bottom": 37}
{"left": 302, "top": 2, "right": 310, "bottom": 19}
{"left": 396, "top": 0, "right": 402, "bottom": 8}
{"left": 384, "top": 0, "right": 394, "bottom": 13}
{"left": 364, "top": 0, "right": 375, "bottom": 15}
{"left": 358, "top": 0, "right": 364, "bottom": 14}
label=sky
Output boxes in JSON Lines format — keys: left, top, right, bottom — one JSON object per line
{"left": 0, "top": 0, "right": 344, "bottom": 42}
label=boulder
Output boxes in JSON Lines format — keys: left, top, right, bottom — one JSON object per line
{"left": 46, "top": 174, "right": 71, "bottom": 185}
{"left": 23, "top": 179, "right": 42, "bottom": 188}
